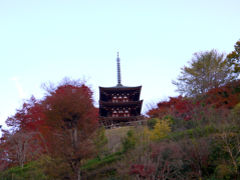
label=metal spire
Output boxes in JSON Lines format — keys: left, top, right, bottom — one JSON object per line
{"left": 117, "top": 52, "right": 122, "bottom": 86}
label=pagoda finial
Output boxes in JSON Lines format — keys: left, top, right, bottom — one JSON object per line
{"left": 117, "top": 52, "right": 122, "bottom": 86}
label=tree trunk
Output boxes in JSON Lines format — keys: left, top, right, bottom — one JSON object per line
{"left": 71, "top": 127, "right": 81, "bottom": 180}
{"left": 77, "top": 167, "right": 81, "bottom": 180}
{"left": 71, "top": 164, "right": 81, "bottom": 180}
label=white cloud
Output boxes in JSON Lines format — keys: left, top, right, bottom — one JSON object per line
{"left": 10, "top": 76, "right": 27, "bottom": 99}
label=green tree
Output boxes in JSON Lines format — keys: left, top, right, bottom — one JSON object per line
{"left": 121, "top": 130, "right": 137, "bottom": 152}
{"left": 173, "top": 49, "right": 237, "bottom": 97}
{"left": 147, "top": 118, "right": 158, "bottom": 130}
{"left": 227, "top": 40, "right": 240, "bottom": 73}
{"left": 94, "top": 127, "right": 108, "bottom": 158}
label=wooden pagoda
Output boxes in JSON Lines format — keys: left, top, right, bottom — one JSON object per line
{"left": 99, "top": 53, "right": 143, "bottom": 127}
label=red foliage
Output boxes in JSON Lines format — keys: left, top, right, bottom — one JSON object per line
{"left": 130, "top": 164, "right": 155, "bottom": 179}
{"left": 6, "top": 96, "right": 45, "bottom": 132}
{"left": 1, "top": 81, "right": 98, "bottom": 171}
{"left": 43, "top": 84, "right": 98, "bottom": 132}
{"left": 147, "top": 80, "right": 240, "bottom": 122}
{"left": 41, "top": 83, "right": 98, "bottom": 179}
{"left": 128, "top": 142, "right": 184, "bottom": 179}
{"left": 0, "top": 132, "right": 10, "bottom": 171}
{"left": 204, "top": 80, "right": 240, "bottom": 109}
{"left": 147, "top": 96, "right": 195, "bottom": 120}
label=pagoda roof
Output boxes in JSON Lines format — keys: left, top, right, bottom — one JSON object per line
{"left": 99, "top": 100, "right": 143, "bottom": 107}
{"left": 99, "top": 85, "right": 142, "bottom": 91}
{"left": 99, "top": 115, "right": 142, "bottom": 121}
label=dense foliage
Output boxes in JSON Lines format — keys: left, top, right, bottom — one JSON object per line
{"left": 1, "top": 40, "right": 240, "bottom": 179}
{"left": 227, "top": 40, "right": 240, "bottom": 73}
{"left": 0, "top": 79, "right": 98, "bottom": 180}
{"left": 173, "top": 49, "right": 238, "bottom": 97}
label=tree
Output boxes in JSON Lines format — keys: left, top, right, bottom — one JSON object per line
{"left": 128, "top": 141, "right": 185, "bottom": 179}
{"left": 42, "top": 79, "right": 98, "bottom": 180}
{"left": 180, "top": 138, "right": 210, "bottom": 179}
{"left": 173, "top": 49, "right": 237, "bottom": 97}
{"left": 147, "top": 96, "right": 195, "bottom": 125}
{"left": 0, "top": 130, "right": 10, "bottom": 171}
{"left": 1, "top": 130, "right": 43, "bottom": 168}
{"left": 204, "top": 80, "right": 240, "bottom": 109}
{"left": 150, "top": 118, "right": 171, "bottom": 140}
{"left": 144, "top": 118, "right": 172, "bottom": 141}
{"left": 122, "top": 130, "right": 137, "bottom": 152}
{"left": 93, "top": 127, "right": 108, "bottom": 158}
{"left": 147, "top": 118, "right": 158, "bottom": 130}
{"left": 1, "top": 79, "right": 98, "bottom": 179}
{"left": 227, "top": 40, "right": 240, "bottom": 73}
{"left": 5, "top": 96, "right": 46, "bottom": 133}
{"left": 1, "top": 97, "right": 47, "bottom": 170}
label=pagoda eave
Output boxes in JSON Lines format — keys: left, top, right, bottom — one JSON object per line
{"left": 99, "top": 115, "right": 145, "bottom": 128}
{"left": 99, "top": 100, "right": 143, "bottom": 107}
{"left": 99, "top": 86, "right": 142, "bottom": 92}
{"left": 100, "top": 116, "right": 143, "bottom": 123}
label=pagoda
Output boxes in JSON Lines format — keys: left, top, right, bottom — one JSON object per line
{"left": 99, "top": 53, "right": 143, "bottom": 127}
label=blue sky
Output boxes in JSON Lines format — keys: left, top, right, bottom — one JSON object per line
{"left": 0, "top": 0, "right": 240, "bottom": 128}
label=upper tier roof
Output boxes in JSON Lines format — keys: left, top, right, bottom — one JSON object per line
{"left": 99, "top": 85, "right": 142, "bottom": 91}
{"left": 99, "top": 100, "right": 143, "bottom": 107}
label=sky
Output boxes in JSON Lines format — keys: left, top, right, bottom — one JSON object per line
{"left": 0, "top": 0, "right": 240, "bottom": 128}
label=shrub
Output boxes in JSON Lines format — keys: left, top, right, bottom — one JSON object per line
{"left": 147, "top": 118, "right": 158, "bottom": 130}
{"left": 121, "top": 130, "right": 137, "bottom": 152}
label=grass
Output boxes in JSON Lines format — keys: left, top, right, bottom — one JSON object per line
{"left": 81, "top": 151, "right": 123, "bottom": 171}
{"left": 105, "top": 126, "right": 132, "bottom": 152}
